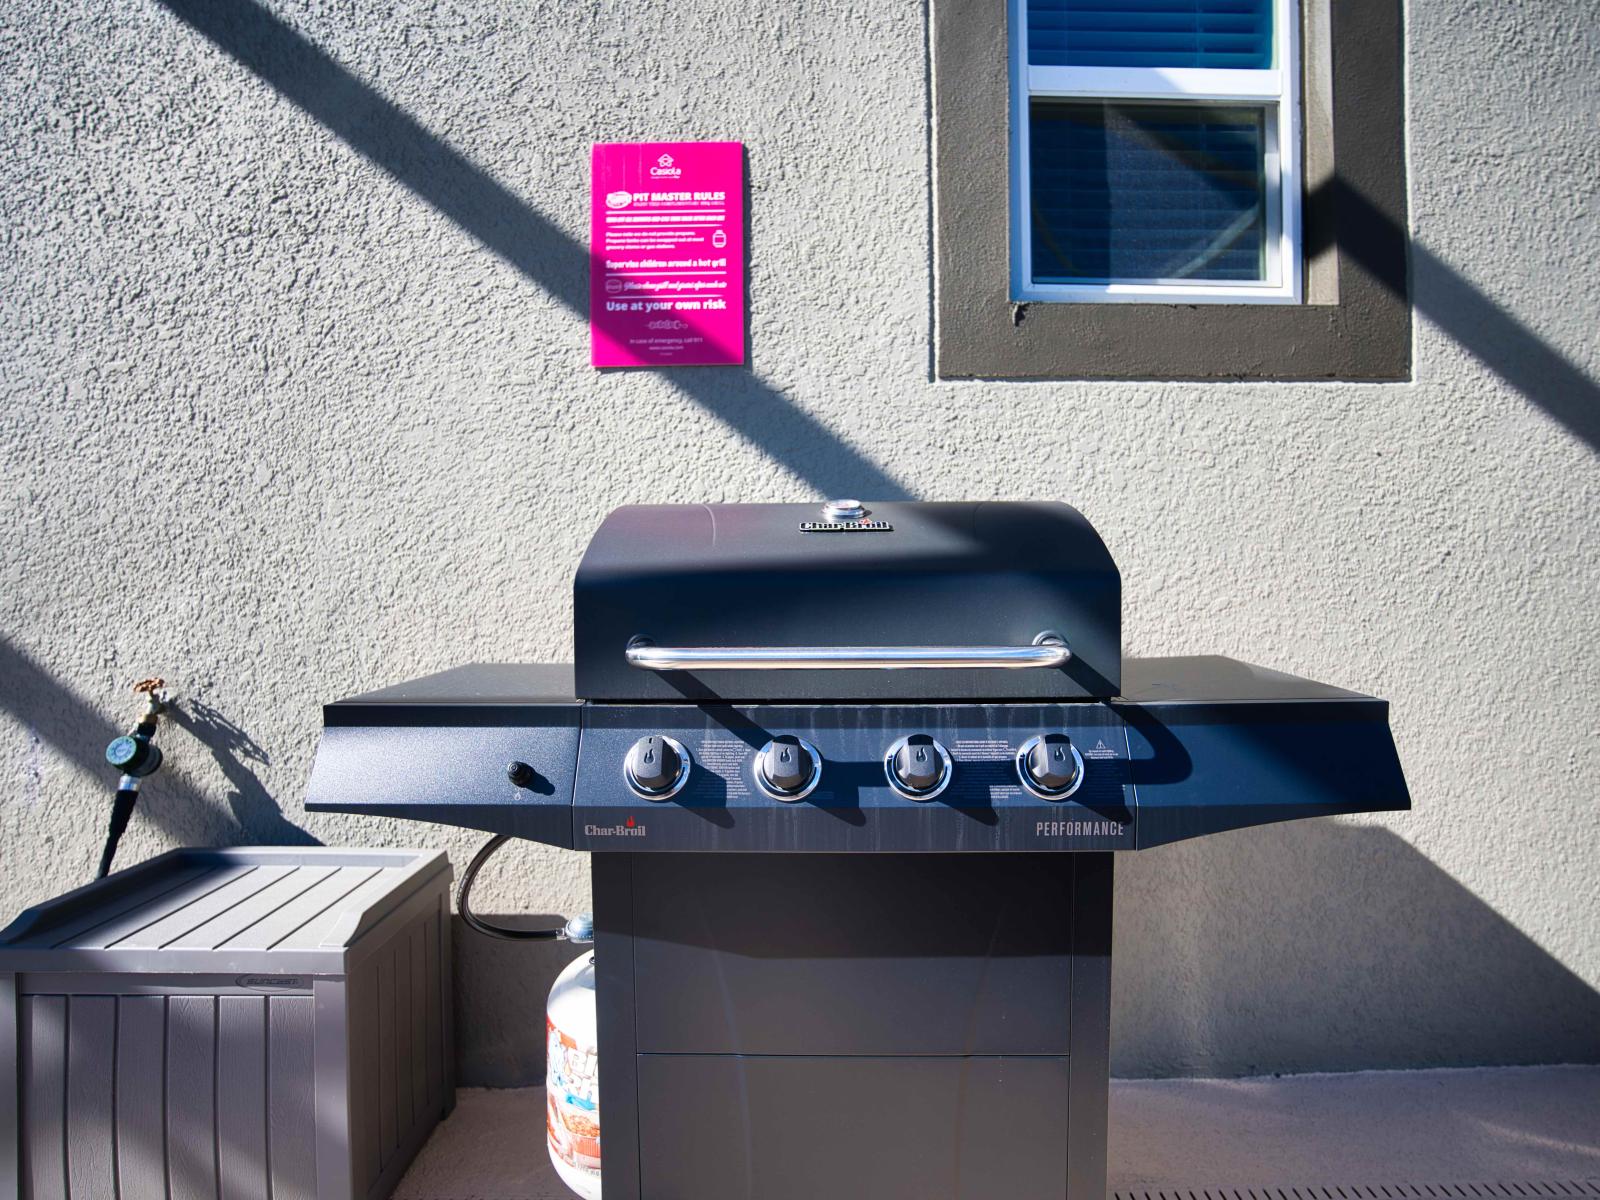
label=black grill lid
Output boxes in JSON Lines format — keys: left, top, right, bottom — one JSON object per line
{"left": 573, "top": 501, "right": 1121, "bottom": 702}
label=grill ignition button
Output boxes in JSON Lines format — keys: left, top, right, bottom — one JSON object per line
{"left": 624, "top": 735, "right": 690, "bottom": 800}
{"left": 1017, "top": 733, "right": 1085, "bottom": 800}
{"left": 756, "top": 736, "right": 821, "bottom": 801}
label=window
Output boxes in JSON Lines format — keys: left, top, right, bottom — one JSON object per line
{"left": 1013, "top": 0, "right": 1300, "bottom": 303}
{"left": 931, "top": 0, "right": 1411, "bottom": 380}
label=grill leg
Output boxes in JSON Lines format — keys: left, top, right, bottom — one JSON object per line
{"left": 1069, "top": 851, "right": 1114, "bottom": 1199}
{"left": 592, "top": 853, "right": 642, "bottom": 1200}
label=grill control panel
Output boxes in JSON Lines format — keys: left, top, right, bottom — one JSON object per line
{"left": 576, "top": 704, "right": 1133, "bottom": 852}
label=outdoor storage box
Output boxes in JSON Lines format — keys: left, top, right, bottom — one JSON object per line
{"left": 0, "top": 847, "right": 454, "bottom": 1200}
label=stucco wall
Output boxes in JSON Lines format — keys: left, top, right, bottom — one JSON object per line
{"left": 2, "top": 0, "right": 1595, "bottom": 1081}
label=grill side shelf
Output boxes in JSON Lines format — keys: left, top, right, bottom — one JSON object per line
{"left": 304, "top": 720, "right": 580, "bottom": 848}
{"left": 1114, "top": 692, "right": 1410, "bottom": 849}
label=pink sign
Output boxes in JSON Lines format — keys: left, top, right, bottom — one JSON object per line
{"left": 590, "top": 141, "right": 745, "bottom": 368}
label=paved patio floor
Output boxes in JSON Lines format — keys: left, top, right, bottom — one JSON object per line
{"left": 395, "top": 1065, "right": 1600, "bottom": 1199}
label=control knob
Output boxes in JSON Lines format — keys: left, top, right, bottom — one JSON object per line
{"left": 756, "top": 736, "right": 821, "bottom": 801}
{"left": 885, "top": 734, "right": 952, "bottom": 800}
{"left": 625, "top": 735, "right": 689, "bottom": 799}
{"left": 1017, "top": 733, "right": 1084, "bottom": 799}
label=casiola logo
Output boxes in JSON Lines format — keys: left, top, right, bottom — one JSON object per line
{"left": 649, "top": 153, "right": 682, "bottom": 178}
{"left": 235, "top": 975, "right": 310, "bottom": 992}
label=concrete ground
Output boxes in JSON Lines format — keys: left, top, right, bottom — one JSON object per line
{"left": 395, "top": 1065, "right": 1600, "bottom": 1199}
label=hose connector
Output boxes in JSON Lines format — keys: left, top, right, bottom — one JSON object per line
{"left": 105, "top": 679, "right": 173, "bottom": 779}
{"left": 97, "top": 678, "right": 175, "bottom": 880}
{"left": 106, "top": 733, "right": 162, "bottom": 777}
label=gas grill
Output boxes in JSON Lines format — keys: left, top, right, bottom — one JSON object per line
{"left": 306, "top": 500, "right": 1409, "bottom": 1200}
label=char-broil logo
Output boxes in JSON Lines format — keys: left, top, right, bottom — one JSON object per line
{"left": 798, "top": 520, "right": 894, "bottom": 533}
{"left": 586, "top": 814, "right": 647, "bottom": 838}
{"left": 649, "top": 153, "right": 682, "bottom": 178}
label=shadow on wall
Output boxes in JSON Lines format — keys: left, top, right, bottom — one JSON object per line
{"left": 1314, "top": 179, "right": 1600, "bottom": 454}
{"left": 453, "top": 914, "right": 586, "bottom": 1087}
{"left": 156, "top": 0, "right": 1600, "bottom": 458}
{"left": 152, "top": 0, "right": 912, "bottom": 502}
{"left": 1114, "top": 819, "right": 1600, "bottom": 1077}
{"left": 0, "top": 634, "right": 319, "bottom": 858}
{"left": 165, "top": 696, "right": 321, "bottom": 846}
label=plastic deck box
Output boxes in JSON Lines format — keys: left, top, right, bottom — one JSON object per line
{"left": 0, "top": 847, "right": 454, "bottom": 1200}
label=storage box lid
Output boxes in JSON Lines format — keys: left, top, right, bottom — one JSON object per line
{"left": 573, "top": 501, "right": 1121, "bottom": 702}
{"left": 0, "top": 847, "right": 450, "bottom": 976}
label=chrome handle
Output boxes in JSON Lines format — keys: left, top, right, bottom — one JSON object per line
{"left": 624, "top": 634, "right": 1071, "bottom": 672}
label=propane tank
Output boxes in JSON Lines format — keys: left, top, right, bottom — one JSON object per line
{"left": 547, "top": 915, "right": 600, "bottom": 1199}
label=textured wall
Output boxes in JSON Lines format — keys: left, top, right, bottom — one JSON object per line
{"left": 1, "top": 0, "right": 1596, "bottom": 1080}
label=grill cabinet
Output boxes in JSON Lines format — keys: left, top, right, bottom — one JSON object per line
{"left": 0, "top": 847, "right": 454, "bottom": 1200}
{"left": 305, "top": 500, "right": 1410, "bottom": 1200}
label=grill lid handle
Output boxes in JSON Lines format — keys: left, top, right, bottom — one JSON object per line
{"left": 624, "top": 633, "right": 1071, "bottom": 672}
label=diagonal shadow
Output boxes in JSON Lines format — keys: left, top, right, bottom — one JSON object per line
{"left": 0, "top": 635, "right": 132, "bottom": 793}
{"left": 1128, "top": 101, "right": 1599, "bottom": 447}
{"left": 1312, "top": 178, "right": 1600, "bottom": 454}
{"left": 1124, "top": 115, "right": 1599, "bottom": 451}
{"left": 166, "top": 697, "right": 322, "bottom": 846}
{"left": 167, "top": 0, "right": 1600, "bottom": 460}
{"left": 0, "top": 633, "right": 319, "bottom": 852}
{"left": 1114, "top": 821, "right": 1600, "bottom": 1075}
{"left": 153, "top": 0, "right": 910, "bottom": 501}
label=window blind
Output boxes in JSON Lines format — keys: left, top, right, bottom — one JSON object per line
{"left": 1027, "top": 0, "right": 1274, "bottom": 69}
{"left": 1028, "top": 102, "right": 1267, "bottom": 283}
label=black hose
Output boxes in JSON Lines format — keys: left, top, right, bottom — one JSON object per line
{"left": 96, "top": 786, "right": 142, "bottom": 879}
{"left": 456, "top": 834, "right": 565, "bottom": 941}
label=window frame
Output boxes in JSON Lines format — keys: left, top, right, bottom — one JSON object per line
{"left": 1010, "top": 0, "right": 1303, "bottom": 304}
{"left": 929, "top": 0, "right": 1411, "bottom": 382}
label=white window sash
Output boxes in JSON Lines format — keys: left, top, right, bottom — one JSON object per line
{"left": 1011, "top": 0, "right": 1303, "bottom": 305}
{"left": 1028, "top": 66, "right": 1283, "bottom": 102}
